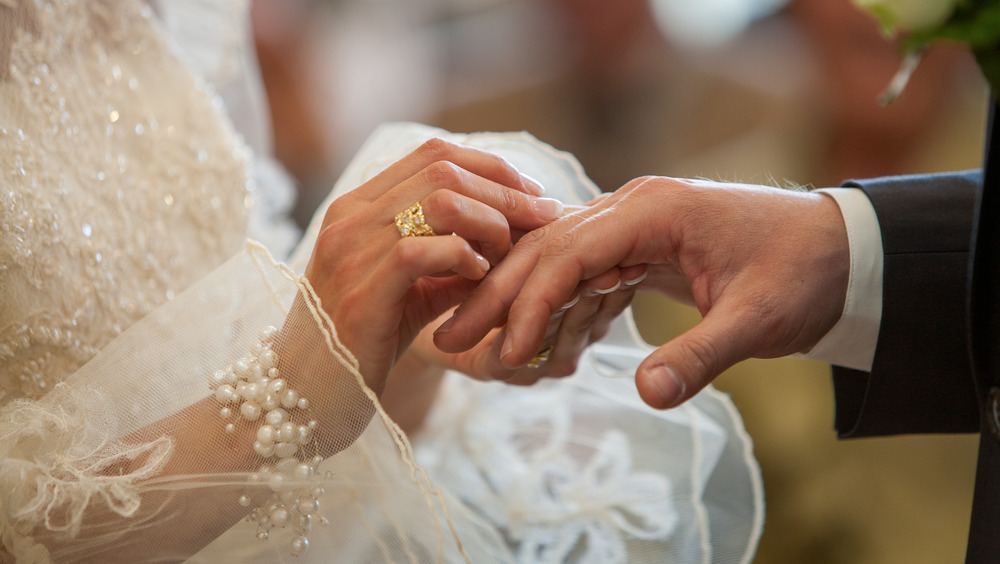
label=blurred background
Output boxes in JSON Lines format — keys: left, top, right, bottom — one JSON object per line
{"left": 250, "top": 0, "right": 990, "bottom": 562}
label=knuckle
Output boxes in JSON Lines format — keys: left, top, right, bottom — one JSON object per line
{"left": 424, "top": 160, "right": 464, "bottom": 188}
{"left": 424, "top": 189, "right": 464, "bottom": 221}
{"left": 678, "top": 333, "right": 721, "bottom": 380}
{"left": 484, "top": 153, "right": 519, "bottom": 182}
{"left": 516, "top": 225, "right": 550, "bottom": 249}
{"left": 321, "top": 203, "right": 340, "bottom": 227}
{"left": 390, "top": 237, "right": 424, "bottom": 271}
{"left": 625, "top": 177, "right": 662, "bottom": 200}
{"left": 314, "top": 220, "right": 353, "bottom": 262}
{"left": 496, "top": 185, "right": 522, "bottom": 214}
{"left": 416, "top": 137, "right": 456, "bottom": 161}
{"left": 548, "top": 227, "right": 587, "bottom": 258}
{"left": 320, "top": 196, "right": 353, "bottom": 227}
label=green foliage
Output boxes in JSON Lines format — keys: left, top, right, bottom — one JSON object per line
{"left": 905, "top": 1, "right": 1000, "bottom": 49}
{"left": 901, "top": 0, "right": 1000, "bottom": 91}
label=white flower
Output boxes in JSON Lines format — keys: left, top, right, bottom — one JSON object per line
{"left": 852, "top": 0, "right": 960, "bottom": 33}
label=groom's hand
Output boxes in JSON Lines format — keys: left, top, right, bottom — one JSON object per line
{"left": 416, "top": 261, "right": 645, "bottom": 386}
{"left": 434, "top": 176, "right": 851, "bottom": 409}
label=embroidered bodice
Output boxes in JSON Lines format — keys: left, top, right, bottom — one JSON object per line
{"left": 0, "top": 0, "right": 249, "bottom": 402}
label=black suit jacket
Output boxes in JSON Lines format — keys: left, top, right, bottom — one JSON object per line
{"left": 831, "top": 97, "right": 998, "bottom": 562}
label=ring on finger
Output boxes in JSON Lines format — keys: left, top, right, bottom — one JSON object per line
{"left": 526, "top": 345, "right": 554, "bottom": 368}
{"left": 394, "top": 202, "right": 436, "bottom": 237}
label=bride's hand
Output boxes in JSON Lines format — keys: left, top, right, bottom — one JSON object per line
{"left": 304, "top": 138, "right": 562, "bottom": 395}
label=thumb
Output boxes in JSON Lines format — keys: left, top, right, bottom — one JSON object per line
{"left": 635, "top": 308, "right": 757, "bottom": 409}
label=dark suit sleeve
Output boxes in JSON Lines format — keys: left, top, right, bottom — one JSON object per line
{"left": 832, "top": 170, "right": 983, "bottom": 438}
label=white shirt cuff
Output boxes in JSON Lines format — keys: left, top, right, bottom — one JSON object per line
{"left": 795, "top": 188, "right": 883, "bottom": 372}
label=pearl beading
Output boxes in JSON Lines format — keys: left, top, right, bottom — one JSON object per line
{"left": 210, "top": 326, "right": 327, "bottom": 557}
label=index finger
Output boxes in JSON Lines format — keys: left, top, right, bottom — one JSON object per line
{"left": 444, "top": 199, "right": 650, "bottom": 363}
{"left": 375, "top": 159, "right": 563, "bottom": 235}
{"left": 431, "top": 229, "right": 548, "bottom": 353}
{"left": 432, "top": 210, "right": 593, "bottom": 355}
{"left": 356, "top": 138, "right": 545, "bottom": 201}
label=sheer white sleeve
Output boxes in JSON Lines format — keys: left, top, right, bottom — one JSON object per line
{"left": 2, "top": 245, "right": 512, "bottom": 563}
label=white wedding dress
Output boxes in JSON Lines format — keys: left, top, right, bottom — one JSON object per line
{"left": 0, "top": 1, "right": 763, "bottom": 562}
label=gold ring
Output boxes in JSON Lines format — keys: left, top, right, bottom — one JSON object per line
{"left": 394, "top": 202, "right": 436, "bottom": 237}
{"left": 526, "top": 345, "right": 553, "bottom": 368}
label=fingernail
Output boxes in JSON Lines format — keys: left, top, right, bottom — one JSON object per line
{"left": 531, "top": 197, "right": 564, "bottom": 220}
{"left": 476, "top": 254, "right": 490, "bottom": 274}
{"left": 593, "top": 280, "right": 621, "bottom": 295}
{"left": 522, "top": 174, "right": 545, "bottom": 196}
{"left": 649, "top": 365, "right": 685, "bottom": 408}
{"left": 500, "top": 331, "right": 514, "bottom": 360}
{"left": 623, "top": 271, "right": 648, "bottom": 287}
{"left": 434, "top": 313, "right": 457, "bottom": 335}
{"left": 559, "top": 293, "right": 580, "bottom": 311}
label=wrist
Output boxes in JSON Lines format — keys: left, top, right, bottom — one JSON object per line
{"left": 380, "top": 349, "right": 446, "bottom": 435}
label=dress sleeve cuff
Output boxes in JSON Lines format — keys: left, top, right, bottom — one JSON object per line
{"left": 794, "top": 188, "right": 883, "bottom": 372}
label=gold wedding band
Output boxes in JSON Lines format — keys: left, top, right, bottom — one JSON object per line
{"left": 526, "top": 345, "right": 553, "bottom": 368}
{"left": 394, "top": 202, "right": 436, "bottom": 238}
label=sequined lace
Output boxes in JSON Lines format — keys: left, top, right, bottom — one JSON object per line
{"left": 0, "top": 0, "right": 250, "bottom": 402}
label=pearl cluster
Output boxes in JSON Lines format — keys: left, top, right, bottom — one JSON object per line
{"left": 210, "top": 326, "right": 327, "bottom": 557}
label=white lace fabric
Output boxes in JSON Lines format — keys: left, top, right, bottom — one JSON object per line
{"left": 0, "top": 1, "right": 763, "bottom": 562}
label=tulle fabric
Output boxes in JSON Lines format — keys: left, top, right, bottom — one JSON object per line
{"left": 0, "top": 242, "right": 509, "bottom": 563}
